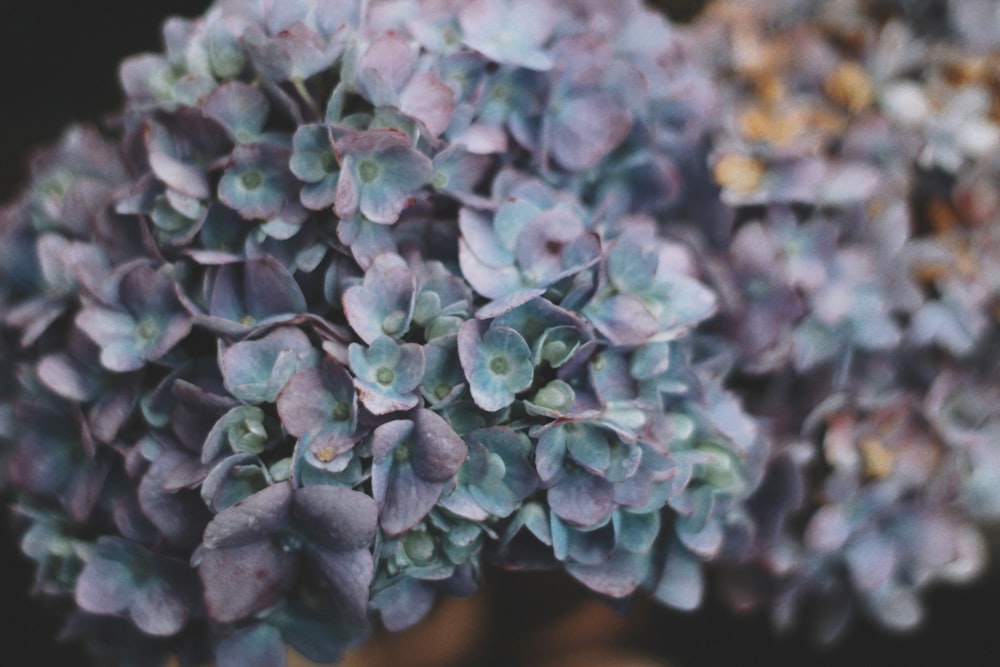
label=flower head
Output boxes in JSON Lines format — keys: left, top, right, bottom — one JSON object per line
{"left": 348, "top": 336, "right": 424, "bottom": 415}
{"left": 334, "top": 129, "right": 432, "bottom": 224}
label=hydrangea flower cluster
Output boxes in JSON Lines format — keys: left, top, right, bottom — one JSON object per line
{"left": 0, "top": 1, "right": 762, "bottom": 664}
{"left": 1, "top": 0, "right": 1000, "bottom": 664}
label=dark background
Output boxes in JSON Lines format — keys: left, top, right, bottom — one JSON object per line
{"left": 1, "top": 1, "right": 998, "bottom": 666}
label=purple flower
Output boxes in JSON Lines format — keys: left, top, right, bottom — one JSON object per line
{"left": 371, "top": 409, "right": 467, "bottom": 534}
{"left": 438, "top": 426, "right": 536, "bottom": 520}
{"left": 457, "top": 199, "right": 600, "bottom": 301}
{"left": 218, "top": 143, "right": 300, "bottom": 221}
{"left": 277, "top": 357, "right": 359, "bottom": 465}
{"left": 342, "top": 253, "right": 417, "bottom": 343}
{"left": 75, "top": 262, "right": 192, "bottom": 373}
{"left": 458, "top": 320, "right": 533, "bottom": 412}
{"left": 196, "top": 482, "right": 377, "bottom": 629}
{"left": 334, "top": 129, "right": 432, "bottom": 224}
{"left": 204, "top": 82, "right": 271, "bottom": 144}
{"left": 290, "top": 123, "right": 340, "bottom": 210}
{"left": 76, "top": 537, "right": 198, "bottom": 636}
{"left": 188, "top": 256, "right": 308, "bottom": 336}
{"left": 353, "top": 31, "right": 457, "bottom": 136}
{"left": 219, "top": 326, "right": 319, "bottom": 404}
{"left": 459, "top": 0, "right": 558, "bottom": 71}
{"left": 348, "top": 336, "right": 425, "bottom": 415}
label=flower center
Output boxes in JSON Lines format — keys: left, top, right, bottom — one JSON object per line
{"left": 277, "top": 532, "right": 304, "bottom": 553}
{"left": 442, "top": 27, "right": 460, "bottom": 46}
{"left": 376, "top": 367, "right": 395, "bottom": 385}
{"left": 434, "top": 384, "right": 452, "bottom": 400}
{"left": 331, "top": 402, "right": 351, "bottom": 421}
{"left": 313, "top": 444, "right": 336, "bottom": 463}
{"left": 43, "top": 179, "right": 66, "bottom": 197}
{"left": 431, "top": 171, "right": 449, "bottom": 189}
{"left": 489, "top": 357, "right": 510, "bottom": 375}
{"left": 393, "top": 442, "right": 411, "bottom": 463}
{"left": 492, "top": 82, "right": 512, "bottom": 101}
{"left": 136, "top": 318, "right": 159, "bottom": 341}
{"left": 240, "top": 170, "right": 264, "bottom": 190}
{"left": 358, "top": 159, "right": 380, "bottom": 183}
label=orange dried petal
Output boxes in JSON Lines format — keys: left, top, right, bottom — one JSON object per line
{"left": 824, "top": 62, "right": 874, "bottom": 113}
{"left": 713, "top": 154, "right": 764, "bottom": 193}
{"left": 859, "top": 437, "right": 894, "bottom": 479}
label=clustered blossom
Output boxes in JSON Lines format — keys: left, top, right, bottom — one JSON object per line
{"left": 1, "top": 0, "right": 1000, "bottom": 665}
{"left": 694, "top": 0, "right": 1000, "bottom": 641}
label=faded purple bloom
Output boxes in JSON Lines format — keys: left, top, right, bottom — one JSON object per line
{"left": 218, "top": 143, "right": 299, "bottom": 221}
{"left": 429, "top": 144, "right": 492, "bottom": 206}
{"left": 342, "top": 253, "right": 416, "bottom": 343}
{"left": 76, "top": 262, "right": 192, "bottom": 373}
{"left": 10, "top": 0, "right": 1000, "bottom": 660}
{"left": 458, "top": 320, "right": 533, "bottom": 412}
{"left": 197, "top": 482, "right": 377, "bottom": 629}
{"left": 145, "top": 110, "right": 231, "bottom": 200}
{"left": 334, "top": 129, "right": 432, "bottom": 224}
{"left": 241, "top": 19, "right": 342, "bottom": 83}
{"left": 438, "top": 426, "right": 536, "bottom": 520}
{"left": 204, "top": 82, "right": 271, "bottom": 144}
{"left": 76, "top": 537, "right": 198, "bottom": 636}
{"left": 348, "top": 336, "right": 424, "bottom": 415}
{"left": 457, "top": 199, "right": 600, "bottom": 301}
{"left": 290, "top": 123, "right": 340, "bottom": 210}
{"left": 459, "top": 0, "right": 558, "bottom": 71}
{"left": 583, "top": 227, "right": 716, "bottom": 346}
{"left": 219, "top": 326, "right": 319, "bottom": 404}
{"left": 371, "top": 408, "right": 467, "bottom": 534}
{"left": 189, "top": 256, "right": 308, "bottom": 336}
{"left": 354, "top": 31, "right": 456, "bottom": 136}
{"left": 277, "top": 357, "right": 358, "bottom": 464}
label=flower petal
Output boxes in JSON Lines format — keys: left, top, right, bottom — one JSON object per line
{"left": 202, "top": 482, "right": 294, "bottom": 549}
{"left": 197, "top": 540, "right": 297, "bottom": 623}
{"left": 292, "top": 485, "right": 378, "bottom": 552}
